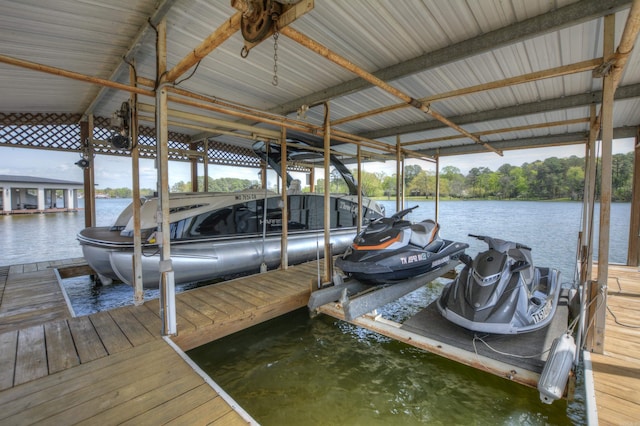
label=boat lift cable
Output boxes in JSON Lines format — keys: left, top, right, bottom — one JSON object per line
{"left": 606, "top": 276, "right": 640, "bottom": 328}
{"left": 472, "top": 334, "right": 552, "bottom": 360}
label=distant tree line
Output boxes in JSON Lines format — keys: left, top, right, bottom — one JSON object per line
{"left": 324, "top": 153, "right": 634, "bottom": 202}
{"left": 94, "top": 152, "right": 635, "bottom": 202}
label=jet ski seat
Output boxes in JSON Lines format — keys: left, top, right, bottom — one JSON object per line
{"left": 409, "top": 219, "right": 443, "bottom": 250}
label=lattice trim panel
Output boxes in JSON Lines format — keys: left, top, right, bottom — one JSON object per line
{"left": 1, "top": 113, "right": 306, "bottom": 172}
{"left": 0, "top": 113, "right": 82, "bottom": 150}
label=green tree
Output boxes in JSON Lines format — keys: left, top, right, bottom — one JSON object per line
{"left": 171, "top": 181, "right": 191, "bottom": 192}
{"left": 382, "top": 174, "right": 396, "bottom": 199}
{"left": 566, "top": 166, "right": 585, "bottom": 200}
{"left": 404, "top": 164, "right": 422, "bottom": 188}
{"left": 408, "top": 170, "right": 436, "bottom": 198}
{"left": 359, "top": 170, "right": 384, "bottom": 197}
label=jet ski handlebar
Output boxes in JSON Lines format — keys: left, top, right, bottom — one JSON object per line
{"left": 391, "top": 205, "right": 419, "bottom": 221}
{"left": 468, "top": 234, "right": 531, "bottom": 251}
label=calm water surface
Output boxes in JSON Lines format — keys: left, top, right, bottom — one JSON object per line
{"left": 1, "top": 199, "right": 632, "bottom": 424}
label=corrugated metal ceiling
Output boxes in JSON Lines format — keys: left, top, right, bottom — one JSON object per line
{"left": 0, "top": 0, "right": 638, "bottom": 160}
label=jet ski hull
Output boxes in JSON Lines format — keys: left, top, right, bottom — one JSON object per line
{"left": 437, "top": 234, "right": 561, "bottom": 334}
{"left": 336, "top": 239, "right": 468, "bottom": 284}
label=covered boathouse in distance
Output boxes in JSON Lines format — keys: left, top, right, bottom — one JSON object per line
{"left": 0, "top": 175, "right": 82, "bottom": 215}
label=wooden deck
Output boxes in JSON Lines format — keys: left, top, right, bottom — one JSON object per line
{"left": 0, "top": 258, "right": 83, "bottom": 334}
{"left": 0, "top": 258, "right": 322, "bottom": 424}
{"left": 588, "top": 264, "right": 640, "bottom": 426}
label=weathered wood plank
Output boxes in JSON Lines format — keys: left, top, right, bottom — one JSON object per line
{"left": 189, "top": 288, "right": 242, "bottom": 317}
{"left": 90, "top": 311, "right": 134, "bottom": 354}
{"left": 56, "top": 264, "right": 95, "bottom": 279}
{"left": 178, "top": 291, "right": 228, "bottom": 321}
{"left": 0, "top": 339, "right": 167, "bottom": 407}
{"left": 44, "top": 320, "right": 80, "bottom": 374}
{"left": 67, "top": 316, "right": 108, "bottom": 363}
{"left": 591, "top": 264, "right": 640, "bottom": 426}
{"left": 221, "top": 283, "right": 271, "bottom": 307}
{"left": 118, "top": 383, "right": 219, "bottom": 426}
{"left": 212, "top": 287, "right": 259, "bottom": 312}
{"left": 175, "top": 298, "right": 214, "bottom": 328}
{"left": 172, "top": 290, "right": 309, "bottom": 351}
{"left": 45, "top": 359, "right": 197, "bottom": 425}
{"left": 126, "top": 303, "right": 161, "bottom": 337}
{"left": 0, "top": 342, "right": 173, "bottom": 424}
{"left": 108, "top": 308, "right": 156, "bottom": 347}
{"left": 14, "top": 325, "right": 47, "bottom": 386}
{"left": 164, "top": 395, "right": 234, "bottom": 425}
{"left": 0, "top": 330, "right": 18, "bottom": 391}
{"left": 211, "top": 409, "right": 251, "bottom": 426}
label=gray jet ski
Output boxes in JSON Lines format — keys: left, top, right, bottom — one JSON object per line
{"left": 437, "top": 234, "right": 560, "bottom": 334}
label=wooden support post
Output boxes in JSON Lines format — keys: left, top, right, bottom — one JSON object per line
{"left": 323, "top": 102, "right": 331, "bottom": 283}
{"left": 396, "top": 135, "right": 402, "bottom": 212}
{"left": 80, "top": 120, "right": 94, "bottom": 228}
{"left": 280, "top": 128, "right": 288, "bottom": 270}
{"left": 130, "top": 61, "right": 144, "bottom": 305}
{"left": 435, "top": 154, "right": 440, "bottom": 223}
{"left": 156, "top": 19, "right": 176, "bottom": 336}
{"left": 628, "top": 127, "right": 640, "bottom": 266}
{"left": 591, "top": 14, "right": 616, "bottom": 354}
{"left": 203, "top": 139, "right": 209, "bottom": 192}
{"left": 357, "top": 145, "right": 362, "bottom": 235}
{"left": 190, "top": 142, "right": 199, "bottom": 192}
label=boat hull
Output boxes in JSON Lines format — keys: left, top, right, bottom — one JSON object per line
{"left": 81, "top": 228, "right": 357, "bottom": 288}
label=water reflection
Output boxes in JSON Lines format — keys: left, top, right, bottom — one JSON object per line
{"left": 189, "top": 308, "right": 577, "bottom": 425}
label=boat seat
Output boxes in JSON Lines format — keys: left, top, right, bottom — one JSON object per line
{"left": 409, "top": 219, "right": 441, "bottom": 249}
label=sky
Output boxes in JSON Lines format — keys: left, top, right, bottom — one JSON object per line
{"left": 0, "top": 138, "right": 635, "bottom": 190}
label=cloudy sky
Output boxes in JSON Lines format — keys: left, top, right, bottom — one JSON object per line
{"left": 0, "top": 138, "right": 635, "bottom": 190}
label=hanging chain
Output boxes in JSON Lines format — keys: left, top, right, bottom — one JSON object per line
{"left": 272, "top": 15, "right": 280, "bottom": 86}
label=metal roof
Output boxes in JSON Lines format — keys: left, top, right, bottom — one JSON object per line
{"left": 0, "top": 0, "right": 638, "bottom": 161}
{"left": 0, "top": 175, "right": 83, "bottom": 186}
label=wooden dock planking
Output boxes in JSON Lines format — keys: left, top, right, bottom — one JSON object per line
{"left": 0, "top": 339, "right": 245, "bottom": 425}
{"left": 90, "top": 310, "right": 135, "bottom": 354}
{"left": 0, "top": 263, "right": 71, "bottom": 333}
{"left": 588, "top": 264, "right": 640, "bottom": 425}
{"left": 14, "top": 324, "right": 48, "bottom": 386}
{"left": 44, "top": 319, "right": 81, "bottom": 374}
{"left": 108, "top": 306, "right": 157, "bottom": 347}
{"left": 68, "top": 315, "right": 109, "bottom": 363}
{"left": 0, "top": 257, "right": 330, "bottom": 424}
{"left": 0, "top": 330, "right": 18, "bottom": 390}
{"left": 168, "top": 263, "right": 316, "bottom": 351}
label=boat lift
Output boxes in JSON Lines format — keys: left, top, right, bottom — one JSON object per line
{"left": 309, "top": 258, "right": 574, "bottom": 399}
{"left": 308, "top": 260, "right": 458, "bottom": 321}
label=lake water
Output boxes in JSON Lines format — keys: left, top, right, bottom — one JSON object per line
{"left": 1, "top": 198, "right": 632, "bottom": 425}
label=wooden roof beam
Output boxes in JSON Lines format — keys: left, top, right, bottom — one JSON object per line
{"left": 280, "top": 26, "right": 502, "bottom": 156}
{"left": 164, "top": 12, "right": 242, "bottom": 83}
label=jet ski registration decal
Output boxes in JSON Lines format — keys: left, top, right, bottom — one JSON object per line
{"left": 400, "top": 254, "right": 450, "bottom": 266}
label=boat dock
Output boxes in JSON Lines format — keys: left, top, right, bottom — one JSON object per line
{"left": 0, "top": 258, "right": 320, "bottom": 424}
{"left": 585, "top": 264, "right": 640, "bottom": 425}
{"left": 1, "top": 258, "right": 639, "bottom": 424}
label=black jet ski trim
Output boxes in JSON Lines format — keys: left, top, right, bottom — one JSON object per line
{"left": 335, "top": 205, "right": 469, "bottom": 284}
{"left": 436, "top": 234, "right": 561, "bottom": 334}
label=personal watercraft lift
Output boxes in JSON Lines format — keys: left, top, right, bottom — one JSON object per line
{"left": 308, "top": 259, "right": 458, "bottom": 321}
